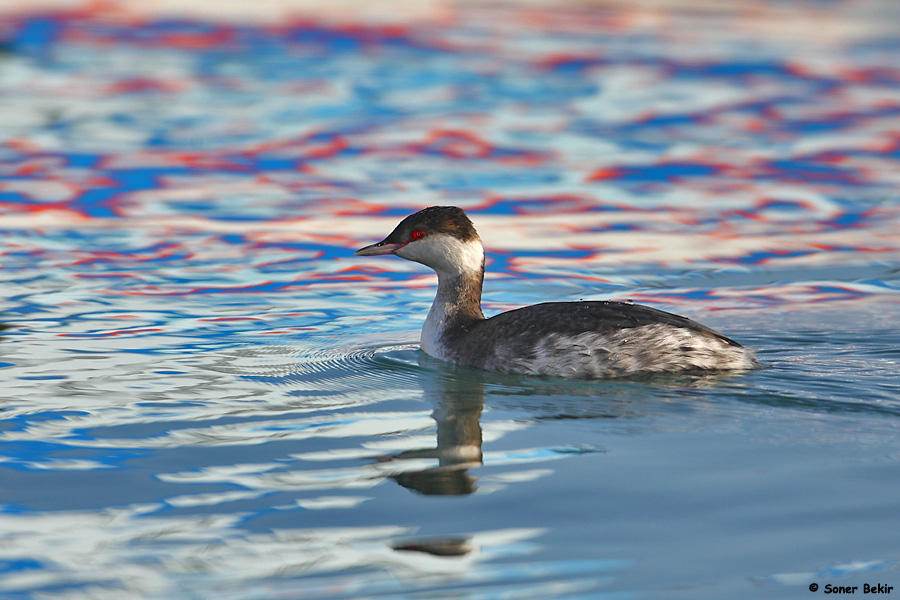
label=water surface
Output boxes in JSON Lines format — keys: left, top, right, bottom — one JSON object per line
{"left": 1, "top": 1, "right": 900, "bottom": 598}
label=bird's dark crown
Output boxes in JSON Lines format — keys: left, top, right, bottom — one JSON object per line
{"left": 383, "top": 206, "right": 479, "bottom": 244}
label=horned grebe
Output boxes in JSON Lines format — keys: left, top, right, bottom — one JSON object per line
{"left": 355, "top": 206, "right": 760, "bottom": 378}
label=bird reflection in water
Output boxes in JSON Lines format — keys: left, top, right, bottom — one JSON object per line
{"left": 377, "top": 352, "right": 744, "bottom": 499}
{"left": 391, "top": 536, "right": 476, "bottom": 557}
{"left": 380, "top": 354, "right": 746, "bottom": 557}
{"left": 378, "top": 364, "right": 486, "bottom": 497}
{"left": 380, "top": 362, "right": 485, "bottom": 557}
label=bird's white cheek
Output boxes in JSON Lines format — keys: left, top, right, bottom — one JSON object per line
{"left": 394, "top": 243, "right": 424, "bottom": 263}
{"left": 395, "top": 235, "right": 483, "bottom": 277}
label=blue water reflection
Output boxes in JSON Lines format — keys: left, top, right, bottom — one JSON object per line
{"left": 2, "top": 0, "right": 900, "bottom": 598}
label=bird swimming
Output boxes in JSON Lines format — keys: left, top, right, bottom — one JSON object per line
{"left": 355, "top": 206, "right": 760, "bottom": 379}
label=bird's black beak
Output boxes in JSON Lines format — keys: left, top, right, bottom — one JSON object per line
{"left": 354, "top": 240, "right": 405, "bottom": 256}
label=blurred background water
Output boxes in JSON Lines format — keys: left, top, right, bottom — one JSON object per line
{"left": 1, "top": 0, "right": 900, "bottom": 598}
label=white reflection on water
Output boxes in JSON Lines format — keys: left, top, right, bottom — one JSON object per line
{"left": 0, "top": 502, "right": 624, "bottom": 600}
{"left": 1, "top": 0, "right": 900, "bottom": 597}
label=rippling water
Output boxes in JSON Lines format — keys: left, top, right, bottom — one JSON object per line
{"left": 2, "top": 1, "right": 900, "bottom": 598}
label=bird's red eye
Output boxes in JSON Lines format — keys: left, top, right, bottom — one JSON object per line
{"left": 411, "top": 230, "right": 425, "bottom": 240}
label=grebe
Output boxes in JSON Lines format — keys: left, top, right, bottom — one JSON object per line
{"left": 355, "top": 206, "right": 760, "bottom": 378}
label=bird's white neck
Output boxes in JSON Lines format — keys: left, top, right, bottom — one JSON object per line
{"left": 411, "top": 236, "right": 485, "bottom": 359}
